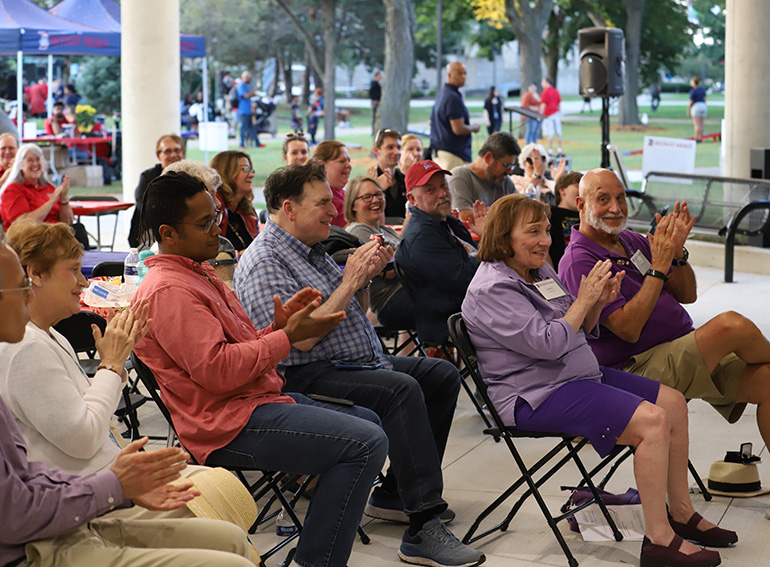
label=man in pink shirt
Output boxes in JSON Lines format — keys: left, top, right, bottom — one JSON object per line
{"left": 539, "top": 77, "right": 562, "bottom": 156}
{"left": 132, "top": 171, "right": 388, "bottom": 567}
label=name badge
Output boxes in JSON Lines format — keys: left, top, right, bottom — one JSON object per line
{"left": 535, "top": 278, "right": 567, "bottom": 300}
{"left": 630, "top": 250, "right": 651, "bottom": 275}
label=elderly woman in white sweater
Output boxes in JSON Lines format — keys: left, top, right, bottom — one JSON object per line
{"left": 0, "top": 221, "right": 259, "bottom": 550}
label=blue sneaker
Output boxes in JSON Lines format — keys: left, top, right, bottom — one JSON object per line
{"left": 366, "top": 487, "right": 455, "bottom": 524}
{"left": 398, "top": 518, "right": 485, "bottom": 567}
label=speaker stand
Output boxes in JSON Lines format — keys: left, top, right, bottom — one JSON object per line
{"left": 600, "top": 97, "right": 611, "bottom": 168}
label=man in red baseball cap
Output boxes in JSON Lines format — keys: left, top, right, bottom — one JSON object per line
{"left": 396, "top": 161, "right": 483, "bottom": 344}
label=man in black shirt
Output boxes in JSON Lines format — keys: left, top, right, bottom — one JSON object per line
{"left": 369, "top": 72, "right": 382, "bottom": 135}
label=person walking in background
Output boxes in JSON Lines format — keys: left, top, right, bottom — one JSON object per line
{"left": 650, "top": 82, "right": 661, "bottom": 111}
{"left": 236, "top": 71, "right": 261, "bottom": 149}
{"left": 687, "top": 77, "right": 707, "bottom": 143}
{"left": 483, "top": 87, "right": 503, "bottom": 136}
{"left": 369, "top": 71, "right": 382, "bottom": 135}
{"left": 521, "top": 83, "right": 541, "bottom": 145}
{"left": 539, "top": 77, "right": 562, "bottom": 156}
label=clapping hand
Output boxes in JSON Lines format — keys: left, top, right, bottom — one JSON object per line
{"left": 133, "top": 481, "right": 201, "bottom": 511}
{"left": 466, "top": 200, "right": 488, "bottom": 237}
{"left": 272, "top": 287, "right": 322, "bottom": 332}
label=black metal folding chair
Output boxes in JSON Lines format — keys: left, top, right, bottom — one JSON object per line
{"left": 130, "top": 352, "right": 370, "bottom": 565}
{"left": 447, "top": 313, "right": 623, "bottom": 567}
{"left": 393, "top": 262, "right": 494, "bottom": 430}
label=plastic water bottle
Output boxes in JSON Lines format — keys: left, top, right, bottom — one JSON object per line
{"left": 136, "top": 250, "right": 155, "bottom": 286}
{"left": 275, "top": 509, "right": 297, "bottom": 540}
{"left": 525, "top": 183, "right": 539, "bottom": 200}
{"left": 123, "top": 248, "right": 140, "bottom": 292}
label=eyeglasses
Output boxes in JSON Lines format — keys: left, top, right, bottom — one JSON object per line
{"left": 0, "top": 276, "right": 32, "bottom": 299}
{"left": 354, "top": 191, "right": 386, "bottom": 204}
{"left": 374, "top": 128, "right": 400, "bottom": 147}
{"left": 495, "top": 156, "right": 516, "bottom": 173}
{"left": 160, "top": 147, "right": 184, "bottom": 156}
{"left": 180, "top": 209, "right": 224, "bottom": 234}
{"left": 240, "top": 165, "right": 255, "bottom": 175}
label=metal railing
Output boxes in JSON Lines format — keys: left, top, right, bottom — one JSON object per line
{"left": 627, "top": 171, "right": 770, "bottom": 282}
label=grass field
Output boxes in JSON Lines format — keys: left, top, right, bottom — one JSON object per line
{"left": 66, "top": 93, "right": 727, "bottom": 204}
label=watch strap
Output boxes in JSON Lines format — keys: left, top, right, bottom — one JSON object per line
{"left": 645, "top": 269, "right": 669, "bottom": 283}
{"left": 672, "top": 246, "right": 689, "bottom": 266}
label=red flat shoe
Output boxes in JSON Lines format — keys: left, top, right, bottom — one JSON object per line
{"left": 640, "top": 535, "right": 721, "bottom": 567}
{"left": 669, "top": 512, "right": 738, "bottom": 547}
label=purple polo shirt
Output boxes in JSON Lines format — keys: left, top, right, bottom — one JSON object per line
{"left": 558, "top": 227, "right": 694, "bottom": 368}
{"left": 462, "top": 260, "right": 602, "bottom": 426}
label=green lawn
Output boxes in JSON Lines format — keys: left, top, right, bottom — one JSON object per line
{"left": 67, "top": 94, "right": 727, "bottom": 201}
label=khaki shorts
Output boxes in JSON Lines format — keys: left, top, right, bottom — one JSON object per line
{"left": 622, "top": 331, "right": 746, "bottom": 423}
{"left": 434, "top": 150, "right": 469, "bottom": 171}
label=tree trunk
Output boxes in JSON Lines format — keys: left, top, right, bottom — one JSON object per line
{"left": 504, "top": 0, "right": 554, "bottom": 91}
{"left": 619, "top": 0, "right": 645, "bottom": 126}
{"left": 269, "top": 56, "right": 280, "bottom": 97}
{"left": 322, "top": 0, "right": 336, "bottom": 141}
{"left": 543, "top": 8, "right": 564, "bottom": 87}
{"left": 302, "top": 50, "right": 311, "bottom": 106}
{"left": 282, "top": 53, "right": 293, "bottom": 98}
{"left": 380, "top": 0, "right": 415, "bottom": 134}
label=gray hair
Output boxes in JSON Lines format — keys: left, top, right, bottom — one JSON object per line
{"left": 162, "top": 159, "right": 222, "bottom": 194}
{"left": 0, "top": 144, "right": 52, "bottom": 194}
{"left": 518, "top": 143, "right": 550, "bottom": 168}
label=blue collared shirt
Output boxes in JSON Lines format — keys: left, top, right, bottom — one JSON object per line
{"left": 234, "top": 221, "right": 389, "bottom": 370}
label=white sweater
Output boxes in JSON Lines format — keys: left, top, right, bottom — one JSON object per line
{"left": 0, "top": 321, "right": 123, "bottom": 474}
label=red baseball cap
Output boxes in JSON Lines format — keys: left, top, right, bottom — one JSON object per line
{"left": 405, "top": 160, "right": 452, "bottom": 193}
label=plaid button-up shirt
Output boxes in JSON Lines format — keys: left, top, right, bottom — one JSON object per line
{"left": 234, "top": 221, "right": 390, "bottom": 370}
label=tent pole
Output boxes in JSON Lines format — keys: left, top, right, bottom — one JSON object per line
{"left": 203, "top": 56, "right": 209, "bottom": 163}
{"left": 16, "top": 51, "right": 23, "bottom": 138}
{"left": 47, "top": 54, "right": 53, "bottom": 118}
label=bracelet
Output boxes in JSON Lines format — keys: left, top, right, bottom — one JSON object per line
{"left": 645, "top": 269, "right": 669, "bottom": 283}
{"left": 672, "top": 246, "right": 689, "bottom": 266}
{"left": 60, "top": 199, "right": 70, "bottom": 205}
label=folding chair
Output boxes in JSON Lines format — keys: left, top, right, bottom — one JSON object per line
{"left": 53, "top": 310, "right": 148, "bottom": 441}
{"left": 447, "top": 313, "right": 623, "bottom": 567}
{"left": 393, "top": 262, "right": 494, "bottom": 430}
{"left": 374, "top": 324, "right": 427, "bottom": 357}
{"left": 129, "top": 353, "right": 370, "bottom": 565}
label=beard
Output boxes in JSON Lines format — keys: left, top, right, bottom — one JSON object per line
{"left": 583, "top": 204, "right": 627, "bottom": 235}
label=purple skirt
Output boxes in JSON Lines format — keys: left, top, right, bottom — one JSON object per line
{"left": 514, "top": 366, "right": 660, "bottom": 457}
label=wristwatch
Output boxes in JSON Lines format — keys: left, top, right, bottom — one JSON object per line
{"left": 359, "top": 280, "right": 373, "bottom": 293}
{"left": 98, "top": 363, "right": 120, "bottom": 374}
{"left": 672, "top": 246, "right": 689, "bottom": 266}
{"left": 645, "top": 269, "right": 669, "bottom": 283}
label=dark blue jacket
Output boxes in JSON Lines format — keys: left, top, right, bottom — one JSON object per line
{"left": 396, "top": 207, "right": 479, "bottom": 343}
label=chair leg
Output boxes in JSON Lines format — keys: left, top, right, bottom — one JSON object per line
{"left": 689, "top": 459, "right": 713, "bottom": 501}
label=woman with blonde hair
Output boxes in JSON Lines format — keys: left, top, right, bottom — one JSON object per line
{"left": 311, "top": 140, "right": 350, "bottom": 227}
{"left": 463, "top": 194, "right": 732, "bottom": 567}
{"left": 209, "top": 150, "right": 258, "bottom": 251}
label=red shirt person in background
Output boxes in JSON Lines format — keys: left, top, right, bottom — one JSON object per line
{"left": 27, "top": 79, "right": 48, "bottom": 118}
{"left": 44, "top": 102, "right": 70, "bottom": 136}
{"left": 539, "top": 77, "right": 563, "bottom": 156}
{"left": 0, "top": 144, "right": 72, "bottom": 229}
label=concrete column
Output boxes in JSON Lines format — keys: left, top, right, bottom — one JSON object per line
{"left": 121, "top": 0, "right": 180, "bottom": 202}
{"left": 724, "top": 0, "right": 770, "bottom": 179}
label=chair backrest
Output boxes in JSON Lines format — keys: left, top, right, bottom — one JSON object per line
{"left": 129, "top": 353, "right": 176, "bottom": 428}
{"left": 92, "top": 261, "right": 125, "bottom": 279}
{"left": 53, "top": 310, "right": 107, "bottom": 355}
{"left": 447, "top": 312, "right": 507, "bottom": 432}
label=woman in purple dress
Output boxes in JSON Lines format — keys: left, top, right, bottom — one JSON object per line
{"left": 462, "top": 194, "right": 734, "bottom": 567}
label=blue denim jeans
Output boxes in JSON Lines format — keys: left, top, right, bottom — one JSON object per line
{"left": 238, "top": 113, "right": 259, "bottom": 147}
{"left": 206, "top": 394, "right": 387, "bottom": 567}
{"left": 525, "top": 118, "right": 541, "bottom": 145}
{"left": 282, "top": 355, "right": 461, "bottom": 516}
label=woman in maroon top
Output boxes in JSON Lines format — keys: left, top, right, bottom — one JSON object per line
{"left": 0, "top": 144, "right": 71, "bottom": 229}
{"left": 311, "top": 140, "right": 351, "bottom": 228}
{"left": 209, "top": 150, "right": 259, "bottom": 252}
